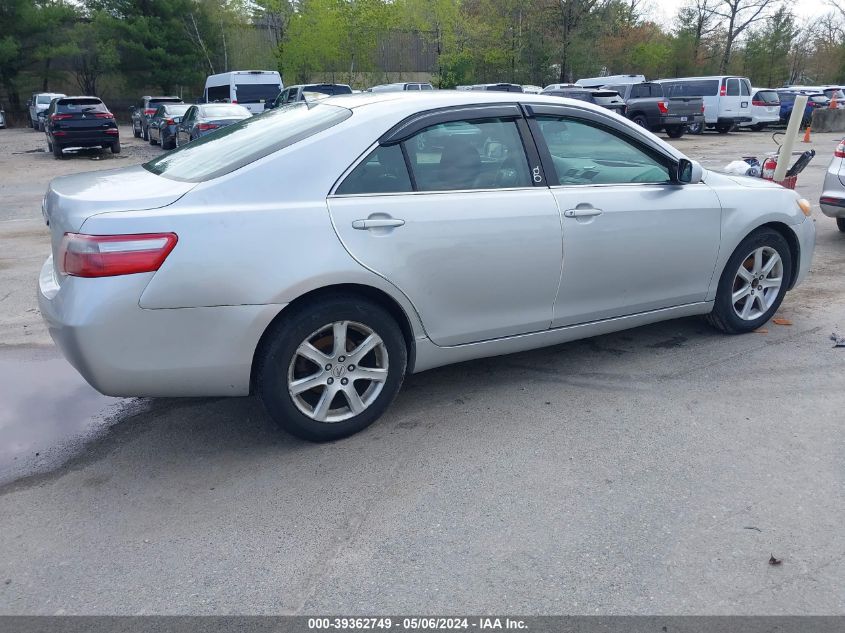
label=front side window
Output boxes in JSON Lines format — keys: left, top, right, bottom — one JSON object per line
{"left": 336, "top": 145, "right": 412, "bottom": 195}
{"left": 145, "top": 102, "right": 351, "bottom": 182}
{"left": 534, "top": 116, "right": 671, "bottom": 185}
{"left": 406, "top": 118, "right": 532, "bottom": 191}
{"left": 740, "top": 80, "right": 750, "bottom": 96}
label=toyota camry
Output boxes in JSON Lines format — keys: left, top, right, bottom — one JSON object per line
{"left": 38, "top": 91, "right": 815, "bottom": 441}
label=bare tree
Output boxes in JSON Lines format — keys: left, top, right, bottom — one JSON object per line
{"left": 713, "top": 0, "right": 777, "bottom": 72}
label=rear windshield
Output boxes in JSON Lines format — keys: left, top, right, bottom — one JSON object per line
{"left": 824, "top": 88, "right": 845, "bottom": 100}
{"left": 150, "top": 98, "right": 182, "bottom": 105}
{"left": 163, "top": 104, "right": 191, "bottom": 115}
{"left": 144, "top": 102, "right": 351, "bottom": 183}
{"left": 778, "top": 92, "right": 796, "bottom": 103}
{"left": 307, "top": 85, "right": 353, "bottom": 96}
{"left": 809, "top": 95, "right": 829, "bottom": 103}
{"left": 57, "top": 98, "right": 106, "bottom": 112}
{"left": 201, "top": 104, "right": 251, "bottom": 118}
{"left": 545, "top": 90, "right": 595, "bottom": 102}
{"left": 36, "top": 95, "right": 54, "bottom": 104}
{"left": 662, "top": 80, "right": 719, "bottom": 97}
{"left": 234, "top": 83, "right": 281, "bottom": 104}
{"left": 754, "top": 90, "right": 779, "bottom": 104}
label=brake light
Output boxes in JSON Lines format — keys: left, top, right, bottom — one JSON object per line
{"left": 144, "top": 108, "right": 157, "bottom": 116}
{"left": 94, "top": 112, "right": 114, "bottom": 119}
{"left": 835, "top": 140, "right": 845, "bottom": 158}
{"left": 752, "top": 100, "right": 765, "bottom": 107}
{"left": 165, "top": 118, "right": 175, "bottom": 125}
{"left": 59, "top": 233, "right": 178, "bottom": 278}
{"left": 231, "top": 99, "right": 237, "bottom": 104}
{"left": 104, "top": 128, "right": 119, "bottom": 134}
{"left": 719, "top": 84, "right": 727, "bottom": 96}
{"left": 657, "top": 100, "right": 669, "bottom": 114}
{"left": 51, "top": 113, "right": 72, "bottom": 121}
{"left": 701, "top": 104, "right": 705, "bottom": 113}
{"left": 197, "top": 122, "right": 219, "bottom": 131}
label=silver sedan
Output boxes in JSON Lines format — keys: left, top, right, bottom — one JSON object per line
{"left": 819, "top": 139, "right": 845, "bottom": 232}
{"left": 38, "top": 92, "right": 816, "bottom": 441}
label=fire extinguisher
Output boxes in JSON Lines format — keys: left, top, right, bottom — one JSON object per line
{"left": 762, "top": 156, "right": 777, "bottom": 180}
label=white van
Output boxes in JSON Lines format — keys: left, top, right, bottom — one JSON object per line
{"left": 203, "top": 70, "right": 283, "bottom": 115}
{"left": 575, "top": 74, "right": 645, "bottom": 88}
{"left": 655, "top": 76, "right": 753, "bottom": 133}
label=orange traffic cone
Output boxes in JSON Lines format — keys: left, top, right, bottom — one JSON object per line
{"left": 803, "top": 125, "right": 812, "bottom": 143}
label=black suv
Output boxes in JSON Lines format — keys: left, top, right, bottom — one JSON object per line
{"left": 131, "top": 96, "right": 183, "bottom": 140}
{"left": 44, "top": 96, "right": 119, "bottom": 159}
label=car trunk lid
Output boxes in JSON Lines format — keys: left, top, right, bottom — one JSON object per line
{"left": 43, "top": 165, "right": 196, "bottom": 278}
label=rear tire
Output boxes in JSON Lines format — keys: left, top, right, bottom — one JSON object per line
{"left": 665, "top": 126, "right": 685, "bottom": 139}
{"left": 52, "top": 142, "right": 63, "bottom": 159}
{"left": 255, "top": 295, "right": 407, "bottom": 442}
{"left": 149, "top": 133, "right": 158, "bottom": 145}
{"left": 687, "top": 122, "right": 704, "bottom": 135}
{"left": 162, "top": 133, "right": 174, "bottom": 150}
{"left": 751, "top": 124, "right": 766, "bottom": 131}
{"left": 837, "top": 217, "right": 845, "bottom": 232}
{"left": 142, "top": 124, "right": 149, "bottom": 141}
{"left": 715, "top": 123, "right": 734, "bottom": 134}
{"left": 707, "top": 228, "right": 792, "bottom": 334}
{"left": 111, "top": 141, "right": 121, "bottom": 154}
{"left": 631, "top": 114, "right": 649, "bottom": 129}
{"left": 133, "top": 122, "right": 141, "bottom": 138}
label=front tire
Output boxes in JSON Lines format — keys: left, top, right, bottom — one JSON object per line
{"left": 707, "top": 228, "right": 792, "bottom": 334}
{"left": 837, "top": 217, "right": 845, "bottom": 232}
{"left": 255, "top": 296, "right": 407, "bottom": 442}
{"left": 631, "top": 114, "right": 649, "bottom": 129}
{"left": 665, "top": 125, "right": 685, "bottom": 139}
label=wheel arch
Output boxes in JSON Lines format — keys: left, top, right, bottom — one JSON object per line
{"left": 724, "top": 221, "right": 800, "bottom": 290}
{"left": 250, "top": 283, "right": 418, "bottom": 392}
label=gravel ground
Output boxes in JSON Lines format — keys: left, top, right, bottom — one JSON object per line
{"left": 0, "top": 123, "right": 843, "bottom": 615}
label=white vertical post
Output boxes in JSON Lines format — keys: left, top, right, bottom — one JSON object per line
{"left": 773, "top": 94, "right": 808, "bottom": 182}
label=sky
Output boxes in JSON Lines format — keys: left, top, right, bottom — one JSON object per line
{"left": 648, "top": 0, "right": 835, "bottom": 27}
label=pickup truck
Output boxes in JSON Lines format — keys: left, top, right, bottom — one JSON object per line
{"left": 603, "top": 82, "right": 704, "bottom": 139}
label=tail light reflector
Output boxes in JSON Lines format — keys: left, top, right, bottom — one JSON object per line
{"left": 94, "top": 112, "right": 114, "bottom": 119}
{"left": 197, "top": 122, "right": 219, "bottom": 131}
{"left": 752, "top": 100, "right": 765, "bottom": 107}
{"left": 59, "top": 233, "right": 178, "bottom": 278}
{"left": 51, "top": 113, "right": 72, "bottom": 121}
{"left": 835, "top": 140, "right": 845, "bottom": 158}
{"left": 104, "top": 128, "right": 119, "bottom": 134}
{"left": 657, "top": 100, "right": 669, "bottom": 114}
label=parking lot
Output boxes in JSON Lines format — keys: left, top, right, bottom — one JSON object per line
{"left": 0, "top": 124, "right": 843, "bottom": 614}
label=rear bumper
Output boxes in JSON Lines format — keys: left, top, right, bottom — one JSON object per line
{"left": 51, "top": 131, "right": 119, "bottom": 147}
{"left": 662, "top": 114, "right": 704, "bottom": 126}
{"left": 819, "top": 195, "right": 845, "bottom": 218}
{"left": 37, "top": 256, "right": 284, "bottom": 397}
{"left": 716, "top": 116, "right": 752, "bottom": 125}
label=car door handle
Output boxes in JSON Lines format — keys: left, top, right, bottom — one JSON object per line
{"left": 563, "top": 207, "right": 603, "bottom": 218}
{"left": 352, "top": 218, "right": 405, "bottom": 230}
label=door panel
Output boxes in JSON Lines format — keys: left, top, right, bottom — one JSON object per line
{"left": 328, "top": 189, "right": 563, "bottom": 346}
{"left": 549, "top": 184, "right": 721, "bottom": 327}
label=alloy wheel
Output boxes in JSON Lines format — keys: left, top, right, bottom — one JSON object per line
{"left": 731, "top": 246, "right": 783, "bottom": 321}
{"left": 287, "top": 320, "right": 388, "bottom": 423}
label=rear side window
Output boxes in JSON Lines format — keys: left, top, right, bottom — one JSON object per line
{"left": 740, "top": 80, "right": 751, "bottom": 96}
{"left": 336, "top": 145, "right": 412, "bottom": 195}
{"left": 725, "top": 78, "right": 740, "bottom": 96}
{"left": 57, "top": 98, "right": 106, "bottom": 112}
{"left": 144, "top": 102, "right": 351, "bottom": 183}
{"left": 663, "top": 80, "right": 719, "bottom": 97}
{"left": 405, "top": 118, "right": 532, "bottom": 191}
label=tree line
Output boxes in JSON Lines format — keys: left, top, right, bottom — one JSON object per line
{"left": 2, "top": 0, "right": 845, "bottom": 111}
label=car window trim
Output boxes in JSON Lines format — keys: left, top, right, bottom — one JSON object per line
{"left": 379, "top": 104, "right": 524, "bottom": 145}
{"left": 522, "top": 102, "right": 681, "bottom": 185}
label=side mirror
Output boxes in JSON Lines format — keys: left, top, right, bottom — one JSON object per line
{"left": 677, "top": 158, "right": 703, "bottom": 184}
{"left": 173, "top": 117, "right": 182, "bottom": 124}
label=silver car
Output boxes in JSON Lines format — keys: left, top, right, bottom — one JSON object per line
{"left": 38, "top": 92, "right": 816, "bottom": 441}
{"left": 819, "top": 139, "right": 845, "bottom": 232}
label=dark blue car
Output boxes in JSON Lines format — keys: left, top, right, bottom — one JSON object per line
{"left": 777, "top": 90, "right": 829, "bottom": 126}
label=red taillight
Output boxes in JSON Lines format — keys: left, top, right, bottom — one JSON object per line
{"left": 59, "top": 233, "right": 178, "bottom": 278}
{"left": 197, "top": 122, "right": 219, "bottom": 131}
{"left": 94, "top": 112, "right": 114, "bottom": 119}
{"left": 752, "top": 100, "right": 765, "bottom": 107}
{"left": 719, "top": 86, "right": 727, "bottom": 96}
{"left": 51, "top": 113, "right": 72, "bottom": 121}
{"left": 144, "top": 108, "right": 157, "bottom": 116}
{"left": 657, "top": 100, "right": 669, "bottom": 114}
{"left": 165, "top": 118, "right": 175, "bottom": 125}
{"left": 104, "top": 128, "right": 119, "bottom": 134}
{"left": 835, "top": 141, "right": 845, "bottom": 158}
{"left": 231, "top": 99, "right": 237, "bottom": 104}
{"left": 701, "top": 103, "right": 705, "bottom": 113}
